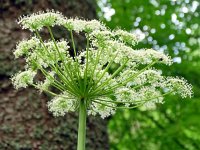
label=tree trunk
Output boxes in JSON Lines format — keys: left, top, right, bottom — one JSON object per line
{"left": 0, "top": 1, "right": 109, "bottom": 149}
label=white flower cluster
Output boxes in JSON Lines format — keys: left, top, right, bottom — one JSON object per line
{"left": 119, "top": 69, "right": 163, "bottom": 87}
{"left": 90, "top": 34, "right": 172, "bottom": 67}
{"left": 14, "top": 37, "right": 70, "bottom": 68}
{"left": 88, "top": 97, "right": 116, "bottom": 119}
{"left": 18, "top": 10, "right": 64, "bottom": 31}
{"left": 48, "top": 92, "right": 78, "bottom": 116}
{"left": 12, "top": 11, "right": 192, "bottom": 118}
{"left": 14, "top": 37, "right": 40, "bottom": 58}
{"left": 18, "top": 10, "right": 106, "bottom": 33}
{"left": 114, "top": 29, "right": 138, "bottom": 45}
{"left": 164, "top": 77, "right": 193, "bottom": 98}
{"left": 63, "top": 18, "right": 106, "bottom": 33}
{"left": 11, "top": 69, "right": 37, "bottom": 89}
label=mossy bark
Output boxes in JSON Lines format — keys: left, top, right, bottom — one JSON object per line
{"left": 0, "top": 1, "right": 110, "bottom": 149}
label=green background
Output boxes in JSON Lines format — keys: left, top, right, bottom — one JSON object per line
{"left": 97, "top": 0, "right": 200, "bottom": 149}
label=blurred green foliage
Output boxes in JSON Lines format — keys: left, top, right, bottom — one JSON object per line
{"left": 97, "top": 0, "right": 200, "bottom": 149}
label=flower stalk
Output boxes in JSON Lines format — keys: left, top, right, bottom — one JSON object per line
{"left": 77, "top": 98, "right": 87, "bottom": 150}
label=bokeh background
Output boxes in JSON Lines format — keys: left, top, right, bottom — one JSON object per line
{"left": 97, "top": 0, "right": 200, "bottom": 150}
{"left": 0, "top": 0, "right": 200, "bottom": 150}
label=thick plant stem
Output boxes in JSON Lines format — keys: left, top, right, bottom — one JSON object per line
{"left": 77, "top": 99, "right": 87, "bottom": 150}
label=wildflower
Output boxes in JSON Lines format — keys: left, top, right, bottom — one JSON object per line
{"left": 12, "top": 11, "right": 193, "bottom": 150}
{"left": 13, "top": 11, "right": 192, "bottom": 117}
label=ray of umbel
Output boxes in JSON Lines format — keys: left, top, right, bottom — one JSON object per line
{"left": 12, "top": 10, "right": 192, "bottom": 150}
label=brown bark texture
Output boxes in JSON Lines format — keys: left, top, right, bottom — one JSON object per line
{"left": 0, "top": 0, "right": 109, "bottom": 149}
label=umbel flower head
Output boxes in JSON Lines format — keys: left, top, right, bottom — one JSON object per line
{"left": 12, "top": 10, "right": 192, "bottom": 118}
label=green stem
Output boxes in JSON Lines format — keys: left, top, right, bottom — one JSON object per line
{"left": 77, "top": 99, "right": 87, "bottom": 150}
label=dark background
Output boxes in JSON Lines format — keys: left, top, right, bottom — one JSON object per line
{"left": 0, "top": 0, "right": 109, "bottom": 149}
